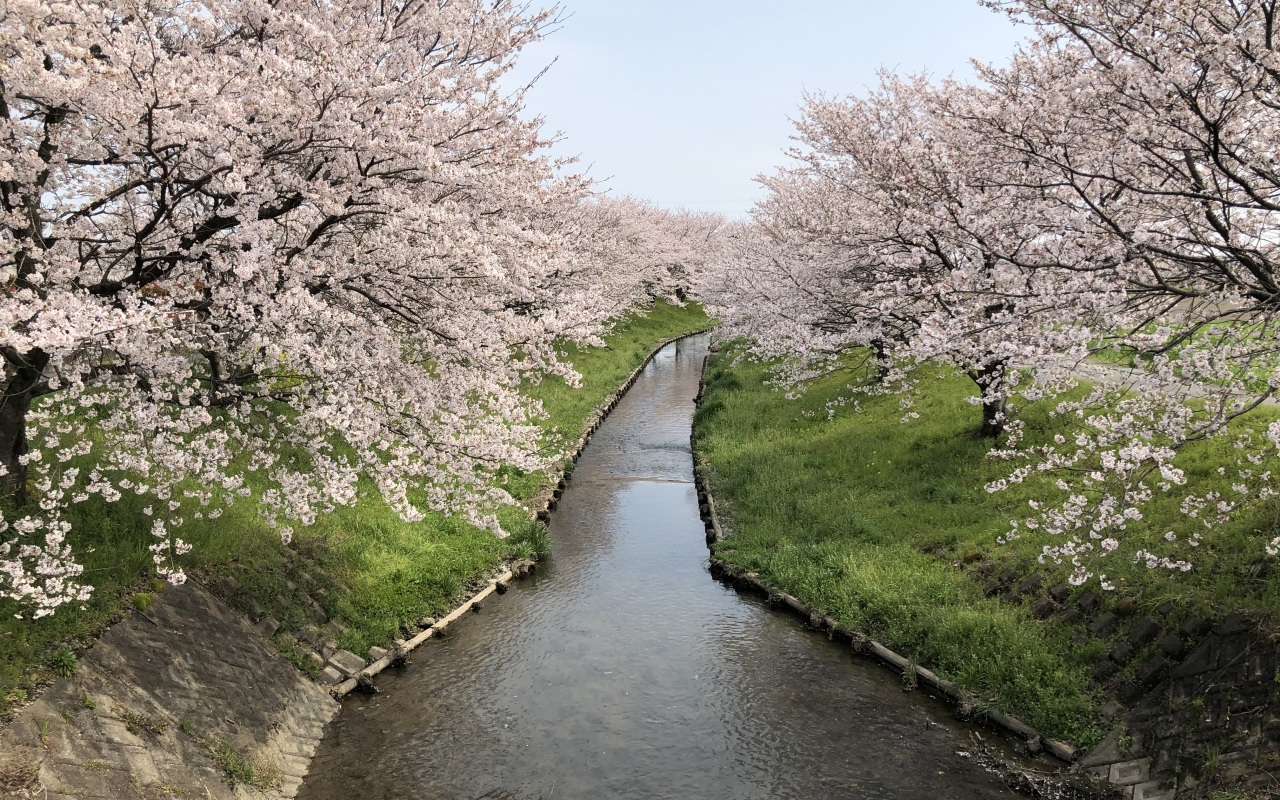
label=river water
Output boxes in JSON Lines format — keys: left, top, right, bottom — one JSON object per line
{"left": 298, "top": 334, "right": 1018, "bottom": 799}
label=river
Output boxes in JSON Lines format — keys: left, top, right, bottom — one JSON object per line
{"left": 297, "top": 333, "right": 1018, "bottom": 799}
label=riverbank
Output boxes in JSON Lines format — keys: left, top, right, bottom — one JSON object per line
{"left": 0, "top": 301, "right": 711, "bottom": 725}
{"left": 296, "top": 333, "right": 1022, "bottom": 800}
{"left": 693, "top": 345, "right": 1280, "bottom": 796}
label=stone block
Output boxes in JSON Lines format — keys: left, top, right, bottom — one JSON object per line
{"left": 1109, "top": 757, "right": 1151, "bottom": 785}
{"left": 1031, "top": 597, "right": 1055, "bottom": 619}
{"left": 1119, "top": 681, "right": 1148, "bottom": 704}
{"left": 1152, "top": 741, "right": 1178, "bottom": 772}
{"left": 1094, "top": 660, "right": 1119, "bottom": 682}
{"left": 1136, "top": 655, "right": 1169, "bottom": 685}
{"left": 1218, "top": 748, "right": 1260, "bottom": 780}
{"left": 1061, "top": 609, "right": 1084, "bottom": 625}
{"left": 1228, "top": 692, "right": 1256, "bottom": 714}
{"left": 1049, "top": 582, "right": 1072, "bottom": 603}
{"left": 1180, "top": 615, "right": 1211, "bottom": 637}
{"left": 1219, "top": 633, "right": 1250, "bottom": 666}
{"left": 1171, "top": 638, "right": 1216, "bottom": 679}
{"left": 1243, "top": 651, "right": 1272, "bottom": 681}
{"left": 327, "top": 649, "right": 366, "bottom": 678}
{"left": 211, "top": 576, "right": 239, "bottom": 596}
{"left": 1075, "top": 727, "right": 1126, "bottom": 773}
{"left": 1154, "top": 601, "right": 1175, "bottom": 617}
{"left": 1128, "top": 617, "right": 1161, "bottom": 647}
{"left": 1110, "top": 643, "right": 1133, "bottom": 663}
{"left": 1077, "top": 591, "right": 1099, "bottom": 612}
{"left": 325, "top": 620, "right": 349, "bottom": 637}
{"left": 319, "top": 639, "right": 339, "bottom": 659}
{"left": 254, "top": 616, "right": 280, "bottom": 638}
{"left": 1206, "top": 692, "right": 1229, "bottom": 725}
{"left": 320, "top": 666, "right": 344, "bottom": 685}
{"left": 367, "top": 646, "right": 389, "bottom": 662}
{"left": 1170, "top": 676, "right": 1200, "bottom": 702}
{"left": 1156, "top": 634, "right": 1183, "bottom": 658}
{"left": 1214, "top": 611, "right": 1251, "bottom": 636}
{"left": 1090, "top": 612, "right": 1118, "bottom": 638}
{"left": 1018, "top": 574, "right": 1044, "bottom": 595}
{"left": 1131, "top": 781, "right": 1175, "bottom": 800}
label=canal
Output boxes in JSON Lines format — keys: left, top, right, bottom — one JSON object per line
{"left": 297, "top": 333, "right": 1018, "bottom": 799}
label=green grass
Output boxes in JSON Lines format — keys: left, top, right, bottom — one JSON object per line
{"left": 0, "top": 300, "right": 709, "bottom": 719}
{"left": 694, "top": 347, "right": 1280, "bottom": 746}
{"left": 207, "top": 738, "right": 276, "bottom": 790}
{"left": 1087, "top": 318, "right": 1280, "bottom": 394}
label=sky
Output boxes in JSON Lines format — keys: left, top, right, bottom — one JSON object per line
{"left": 504, "top": 1, "right": 1029, "bottom": 218}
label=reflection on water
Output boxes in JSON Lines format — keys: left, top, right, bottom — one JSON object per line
{"left": 298, "top": 335, "right": 1016, "bottom": 800}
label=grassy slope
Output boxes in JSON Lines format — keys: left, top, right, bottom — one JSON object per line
{"left": 0, "top": 300, "right": 710, "bottom": 718}
{"left": 694, "top": 350, "right": 1280, "bottom": 746}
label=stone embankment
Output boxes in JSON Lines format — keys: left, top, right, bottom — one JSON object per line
{"left": 0, "top": 582, "right": 336, "bottom": 800}
{"left": 978, "top": 560, "right": 1280, "bottom": 798}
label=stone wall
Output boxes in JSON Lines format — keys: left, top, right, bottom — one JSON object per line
{"left": 0, "top": 581, "right": 338, "bottom": 799}
{"left": 971, "top": 560, "right": 1280, "bottom": 798}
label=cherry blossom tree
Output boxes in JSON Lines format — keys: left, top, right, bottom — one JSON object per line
{"left": 706, "top": 0, "right": 1280, "bottom": 585}
{"left": 546, "top": 196, "right": 724, "bottom": 323}
{"left": 707, "top": 75, "right": 1118, "bottom": 438}
{"left": 968, "top": 0, "right": 1280, "bottom": 582}
{"left": 0, "top": 0, "right": 641, "bottom": 616}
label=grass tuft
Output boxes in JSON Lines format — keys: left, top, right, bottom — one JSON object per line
{"left": 45, "top": 649, "right": 76, "bottom": 679}
{"left": 207, "top": 739, "right": 277, "bottom": 791}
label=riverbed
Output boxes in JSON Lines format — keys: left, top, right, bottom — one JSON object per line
{"left": 297, "top": 334, "right": 1017, "bottom": 799}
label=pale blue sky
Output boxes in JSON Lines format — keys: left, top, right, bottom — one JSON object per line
{"left": 505, "top": 2, "right": 1027, "bottom": 217}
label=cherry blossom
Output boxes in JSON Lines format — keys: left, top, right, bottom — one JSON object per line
{"left": 0, "top": 0, "right": 700, "bottom": 615}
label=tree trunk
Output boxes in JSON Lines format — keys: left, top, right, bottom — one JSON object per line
{"left": 979, "top": 394, "right": 1008, "bottom": 439}
{"left": 870, "top": 339, "right": 891, "bottom": 383}
{"left": 968, "top": 360, "right": 1008, "bottom": 439}
{"left": 0, "top": 348, "right": 49, "bottom": 505}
